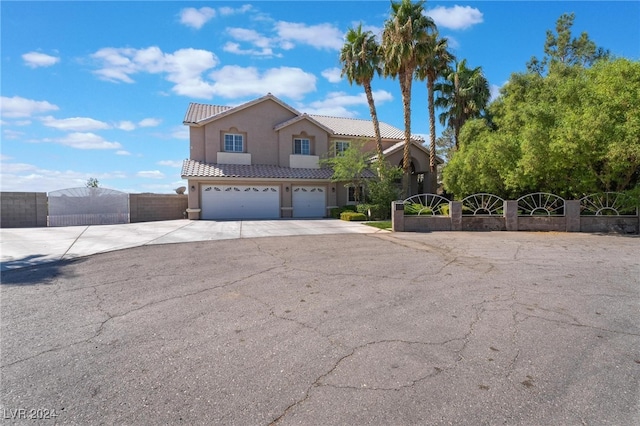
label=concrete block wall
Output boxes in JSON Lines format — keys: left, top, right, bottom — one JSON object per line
{"left": 129, "top": 193, "right": 188, "bottom": 223}
{"left": 0, "top": 192, "right": 48, "bottom": 228}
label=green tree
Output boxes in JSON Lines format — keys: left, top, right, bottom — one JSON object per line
{"left": 322, "top": 141, "right": 373, "bottom": 204}
{"left": 382, "top": 0, "right": 436, "bottom": 197}
{"left": 86, "top": 177, "right": 100, "bottom": 188}
{"left": 416, "top": 32, "right": 454, "bottom": 179}
{"left": 367, "top": 161, "right": 403, "bottom": 218}
{"left": 527, "top": 13, "right": 610, "bottom": 75}
{"left": 443, "top": 58, "right": 640, "bottom": 199}
{"left": 340, "top": 24, "right": 385, "bottom": 167}
{"left": 435, "top": 59, "right": 490, "bottom": 150}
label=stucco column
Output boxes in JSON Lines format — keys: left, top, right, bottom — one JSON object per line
{"left": 504, "top": 200, "right": 518, "bottom": 231}
{"left": 450, "top": 201, "right": 462, "bottom": 231}
{"left": 565, "top": 200, "right": 581, "bottom": 232}
{"left": 186, "top": 184, "right": 201, "bottom": 220}
{"left": 392, "top": 201, "right": 404, "bottom": 232}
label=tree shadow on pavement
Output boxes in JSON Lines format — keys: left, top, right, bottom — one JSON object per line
{"left": 1, "top": 256, "right": 83, "bottom": 286}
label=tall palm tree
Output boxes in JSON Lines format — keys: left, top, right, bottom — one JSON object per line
{"left": 382, "top": 0, "right": 436, "bottom": 198}
{"left": 340, "top": 24, "right": 384, "bottom": 169}
{"left": 435, "top": 59, "right": 490, "bottom": 150}
{"left": 416, "top": 32, "right": 454, "bottom": 182}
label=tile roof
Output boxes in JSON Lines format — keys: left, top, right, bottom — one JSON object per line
{"left": 183, "top": 94, "right": 423, "bottom": 142}
{"left": 309, "top": 115, "right": 422, "bottom": 142}
{"left": 181, "top": 159, "right": 377, "bottom": 180}
{"left": 183, "top": 103, "right": 232, "bottom": 124}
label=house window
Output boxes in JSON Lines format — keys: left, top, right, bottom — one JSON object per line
{"left": 224, "top": 134, "right": 243, "bottom": 152}
{"left": 348, "top": 185, "right": 366, "bottom": 203}
{"left": 335, "top": 141, "right": 350, "bottom": 156}
{"left": 294, "top": 138, "right": 311, "bottom": 155}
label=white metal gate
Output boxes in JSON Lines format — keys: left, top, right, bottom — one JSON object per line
{"left": 48, "top": 187, "right": 129, "bottom": 226}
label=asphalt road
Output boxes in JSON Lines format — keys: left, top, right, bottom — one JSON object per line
{"left": 1, "top": 231, "right": 639, "bottom": 425}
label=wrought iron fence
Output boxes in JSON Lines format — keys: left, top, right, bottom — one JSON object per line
{"left": 48, "top": 187, "right": 129, "bottom": 227}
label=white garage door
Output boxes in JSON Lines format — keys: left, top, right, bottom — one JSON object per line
{"left": 292, "top": 186, "right": 326, "bottom": 218}
{"left": 201, "top": 185, "right": 280, "bottom": 220}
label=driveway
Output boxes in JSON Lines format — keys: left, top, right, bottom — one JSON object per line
{"left": 1, "top": 231, "right": 639, "bottom": 425}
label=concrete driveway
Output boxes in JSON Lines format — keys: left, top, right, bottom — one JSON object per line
{"left": 0, "top": 219, "right": 381, "bottom": 271}
{"left": 1, "top": 230, "right": 639, "bottom": 425}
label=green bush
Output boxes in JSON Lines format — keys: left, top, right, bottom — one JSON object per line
{"left": 330, "top": 205, "right": 357, "bottom": 219}
{"left": 340, "top": 211, "right": 367, "bottom": 221}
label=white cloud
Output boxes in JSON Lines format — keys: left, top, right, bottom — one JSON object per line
{"left": 0, "top": 161, "right": 127, "bottom": 192}
{"left": 22, "top": 51, "right": 60, "bottom": 68}
{"left": 138, "top": 118, "right": 161, "bottom": 127}
{"left": 41, "top": 116, "right": 110, "bottom": 132}
{"left": 224, "top": 28, "right": 277, "bottom": 57}
{"left": 91, "top": 46, "right": 219, "bottom": 99}
{"left": 0, "top": 96, "right": 59, "bottom": 118}
{"left": 304, "top": 90, "right": 394, "bottom": 117}
{"left": 157, "top": 160, "right": 183, "bottom": 167}
{"left": 2, "top": 129, "right": 25, "bottom": 140}
{"left": 116, "top": 150, "right": 131, "bottom": 156}
{"left": 171, "top": 126, "right": 189, "bottom": 140}
{"left": 179, "top": 7, "right": 216, "bottom": 29}
{"left": 219, "top": 5, "right": 252, "bottom": 16}
{"left": 209, "top": 65, "right": 316, "bottom": 100}
{"left": 427, "top": 6, "right": 483, "bottom": 30}
{"left": 275, "top": 21, "right": 344, "bottom": 50}
{"left": 47, "top": 132, "right": 122, "bottom": 150}
{"left": 137, "top": 170, "right": 165, "bottom": 179}
{"left": 116, "top": 121, "right": 136, "bottom": 131}
{"left": 322, "top": 68, "right": 342, "bottom": 83}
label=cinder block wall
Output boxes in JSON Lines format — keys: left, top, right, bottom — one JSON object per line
{"left": 0, "top": 192, "right": 48, "bottom": 228}
{"left": 129, "top": 194, "right": 188, "bottom": 223}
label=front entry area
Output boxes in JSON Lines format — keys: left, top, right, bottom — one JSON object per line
{"left": 201, "top": 185, "right": 280, "bottom": 220}
{"left": 292, "top": 186, "right": 326, "bottom": 218}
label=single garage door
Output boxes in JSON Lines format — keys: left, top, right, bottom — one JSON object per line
{"left": 292, "top": 186, "right": 326, "bottom": 218}
{"left": 201, "top": 185, "right": 280, "bottom": 220}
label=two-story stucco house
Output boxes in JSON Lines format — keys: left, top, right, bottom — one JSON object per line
{"left": 181, "top": 93, "right": 436, "bottom": 220}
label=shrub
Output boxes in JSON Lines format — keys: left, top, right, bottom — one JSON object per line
{"left": 340, "top": 211, "right": 367, "bottom": 221}
{"left": 330, "top": 205, "right": 357, "bottom": 219}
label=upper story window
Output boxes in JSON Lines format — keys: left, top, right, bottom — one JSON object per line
{"left": 335, "top": 141, "right": 350, "bottom": 156}
{"left": 294, "top": 138, "right": 311, "bottom": 155}
{"left": 224, "top": 133, "right": 244, "bottom": 152}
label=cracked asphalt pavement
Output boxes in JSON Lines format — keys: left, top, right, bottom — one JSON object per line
{"left": 1, "top": 231, "right": 639, "bottom": 425}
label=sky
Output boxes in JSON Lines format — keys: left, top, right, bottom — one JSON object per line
{"left": 1, "top": 1, "right": 639, "bottom": 194}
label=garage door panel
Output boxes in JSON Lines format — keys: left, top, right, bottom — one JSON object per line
{"left": 292, "top": 186, "right": 326, "bottom": 218}
{"left": 201, "top": 185, "right": 280, "bottom": 220}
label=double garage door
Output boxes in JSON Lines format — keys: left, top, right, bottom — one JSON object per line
{"left": 201, "top": 185, "right": 326, "bottom": 220}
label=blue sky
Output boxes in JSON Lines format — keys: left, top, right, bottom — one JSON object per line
{"left": 2, "top": 1, "right": 638, "bottom": 194}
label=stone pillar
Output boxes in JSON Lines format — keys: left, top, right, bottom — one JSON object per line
{"left": 392, "top": 201, "right": 404, "bottom": 232}
{"left": 450, "top": 201, "right": 462, "bottom": 231}
{"left": 504, "top": 200, "right": 518, "bottom": 231}
{"left": 565, "top": 200, "right": 581, "bottom": 232}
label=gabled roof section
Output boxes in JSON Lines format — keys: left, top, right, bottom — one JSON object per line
{"left": 183, "top": 93, "right": 302, "bottom": 126}
{"left": 382, "top": 141, "right": 444, "bottom": 164}
{"left": 273, "top": 113, "right": 335, "bottom": 135}
{"left": 309, "top": 115, "right": 424, "bottom": 142}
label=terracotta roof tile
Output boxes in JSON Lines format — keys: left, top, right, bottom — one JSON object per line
{"left": 181, "top": 159, "right": 377, "bottom": 180}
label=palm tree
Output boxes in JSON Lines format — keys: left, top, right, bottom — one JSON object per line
{"left": 435, "top": 59, "right": 490, "bottom": 150}
{"left": 340, "top": 24, "right": 385, "bottom": 170}
{"left": 382, "top": 0, "right": 436, "bottom": 198}
{"left": 416, "top": 32, "right": 454, "bottom": 183}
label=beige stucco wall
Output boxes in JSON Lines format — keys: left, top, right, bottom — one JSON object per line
{"left": 129, "top": 194, "right": 188, "bottom": 223}
{"left": 277, "top": 121, "right": 330, "bottom": 167}
{"left": 199, "top": 99, "right": 298, "bottom": 166}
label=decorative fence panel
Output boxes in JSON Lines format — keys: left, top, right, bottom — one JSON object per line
{"left": 48, "top": 187, "right": 130, "bottom": 227}
{"left": 393, "top": 192, "right": 639, "bottom": 234}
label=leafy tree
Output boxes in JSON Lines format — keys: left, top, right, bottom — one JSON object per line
{"left": 322, "top": 141, "right": 373, "bottom": 204}
{"left": 367, "top": 161, "right": 403, "bottom": 218}
{"left": 443, "top": 58, "right": 640, "bottom": 199}
{"left": 382, "top": 0, "right": 436, "bottom": 197}
{"left": 86, "top": 177, "right": 100, "bottom": 188}
{"left": 435, "top": 126, "right": 456, "bottom": 162}
{"left": 527, "top": 13, "right": 610, "bottom": 75}
{"left": 340, "top": 24, "right": 385, "bottom": 167}
{"left": 435, "top": 59, "right": 490, "bottom": 150}
{"left": 416, "top": 32, "right": 455, "bottom": 176}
